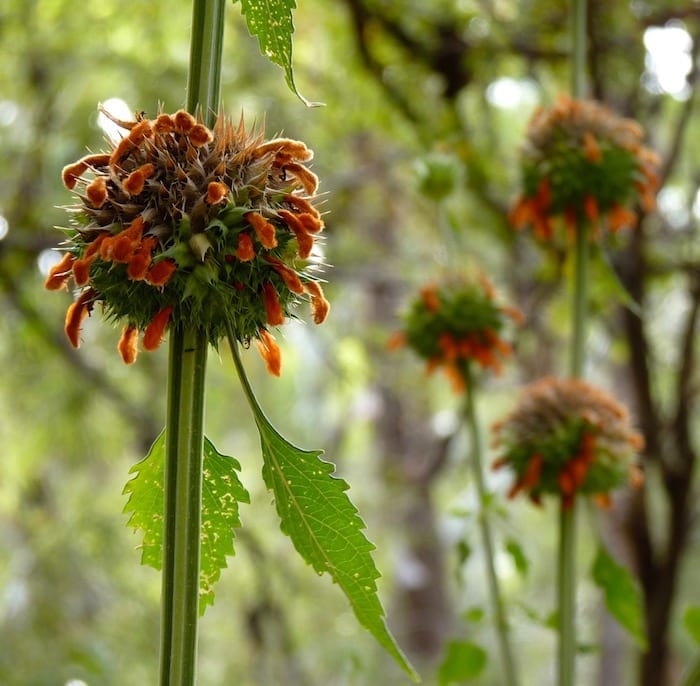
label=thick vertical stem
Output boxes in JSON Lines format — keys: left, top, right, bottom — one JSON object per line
{"left": 159, "top": 2, "right": 225, "bottom": 684}
{"left": 187, "top": 0, "right": 226, "bottom": 126}
{"left": 161, "top": 325, "right": 208, "bottom": 685}
{"left": 463, "top": 364, "right": 519, "bottom": 686}
{"left": 558, "top": 2, "right": 588, "bottom": 684}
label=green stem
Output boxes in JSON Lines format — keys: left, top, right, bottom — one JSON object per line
{"left": 463, "top": 363, "right": 519, "bottom": 686}
{"left": 159, "top": 2, "right": 225, "bottom": 684}
{"left": 557, "top": 2, "right": 588, "bottom": 683}
{"left": 160, "top": 325, "right": 208, "bottom": 686}
{"left": 187, "top": 0, "right": 226, "bottom": 127}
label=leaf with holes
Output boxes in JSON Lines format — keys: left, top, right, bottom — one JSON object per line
{"left": 233, "top": 0, "right": 322, "bottom": 106}
{"left": 123, "top": 431, "right": 249, "bottom": 613}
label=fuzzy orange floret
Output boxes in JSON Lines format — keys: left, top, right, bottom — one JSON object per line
{"left": 278, "top": 210, "right": 314, "bottom": 258}
{"left": 64, "top": 289, "right": 96, "bottom": 348}
{"left": 266, "top": 256, "right": 305, "bottom": 294}
{"left": 284, "top": 194, "right": 320, "bottom": 217}
{"left": 71, "top": 258, "right": 93, "bottom": 286}
{"left": 145, "top": 258, "right": 177, "bottom": 286}
{"left": 420, "top": 285, "right": 441, "bottom": 313}
{"left": 62, "top": 153, "right": 110, "bottom": 189}
{"left": 189, "top": 124, "right": 213, "bottom": 147}
{"left": 255, "top": 329, "right": 282, "bottom": 376}
{"left": 282, "top": 162, "right": 319, "bottom": 195}
{"left": 154, "top": 113, "right": 175, "bottom": 133}
{"left": 304, "top": 281, "right": 330, "bottom": 324}
{"left": 262, "top": 282, "right": 285, "bottom": 326}
{"left": 297, "top": 212, "right": 324, "bottom": 233}
{"left": 127, "top": 120, "right": 153, "bottom": 145}
{"left": 123, "top": 163, "right": 155, "bottom": 196}
{"left": 609, "top": 204, "right": 637, "bottom": 232}
{"left": 118, "top": 325, "right": 139, "bottom": 364}
{"left": 173, "top": 110, "right": 196, "bottom": 134}
{"left": 236, "top": 233, "right": 255, "bottom": 261}
{"left": 206, "top": 181, "right": 229, "bottom": 205}
{"left": 86, "top": 176, "right": 108, "bottom": 207}
{"left": 44, "top": 252, "right": 75, "bottom": 290}
{"left": 126, "top": 237, "right": 157, "bottom": 281}
{"left": 142, "top": 306, "right": 172, "bottom": 351}
{"left": 110, "top": 136, "right": 135, "bottom": 167}
{"left": 246, "top": 212, "right": 278, "bottom": 249}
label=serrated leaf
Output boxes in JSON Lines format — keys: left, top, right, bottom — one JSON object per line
{"left": 122, "top": 431, "right": 250, "bottom": 613}
{"left": 592, "top": 545, "right": 647, "bottom": 649}
{"left": 233, "top": 0, "right": 322, "bottom": 106}
{"left": 684, "top": 606, "right": 700, "bottom": 645}
{"left": 438, "top": 640, "right": 487, "bottom": 684}
{"left": 254, "top": 414, "right": 419, "bottom": 680}
{"left": 504, "top": 538, "right": 529, "bottom": 578}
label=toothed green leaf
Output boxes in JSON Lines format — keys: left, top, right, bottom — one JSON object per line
{"left": 123, "top": 431, "right": 249, "bottom": 613}
{"left": 233, "top": 0, "right": 322, "bottom": 106}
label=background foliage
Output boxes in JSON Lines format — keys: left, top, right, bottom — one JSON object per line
{"left": 0, "top": 1, "right": 698, "bottom": 684}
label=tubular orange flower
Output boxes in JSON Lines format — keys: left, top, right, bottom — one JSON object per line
{"left": 492, "top": 377, "right": 643, "bottom": 507}
{"left": 46, "top": 107, "right": 328, "bottom": 372}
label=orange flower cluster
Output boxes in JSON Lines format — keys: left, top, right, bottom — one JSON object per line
{"left": 393, "top": 276, "right": 522, "bottom": 392}
{"left": 46, "top": 108, "right": 329, "bottom": 374}
{"left": 492, "top": 377, "right": 644, "bottom": 509}
{"left": 509, "top": 94, "right": 660, "bottom": 241}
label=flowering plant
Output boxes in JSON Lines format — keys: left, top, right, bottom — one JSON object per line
{"left": 509, "top": 94, "right": 660, "bottom": 241}
{"left": 492, "top": 376, "right": 644, "bottom": 508}
{"left": 392, "top": 276, "right": 521, "bottom": 391}
{"left": 46, "top": 108, "right": 329, "bottom": 375}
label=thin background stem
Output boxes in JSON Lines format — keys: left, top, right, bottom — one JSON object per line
{"left": 463, "top": 362, "right": 519, "bottom": 686}
{"left": 558, "top": 1, "right": 588, "bottom": 685}
{"left": 159, "top": 1, "right": 226, "bottom": 684}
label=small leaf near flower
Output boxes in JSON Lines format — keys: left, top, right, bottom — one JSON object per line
{"left": 234, "top": 0, "right": 323, "bottom": 107}
{"left": 592, "top": 545, "right": 647, "bottom": 649}
{"left": 122, "top": 431, "right": 250, "bottom": 614}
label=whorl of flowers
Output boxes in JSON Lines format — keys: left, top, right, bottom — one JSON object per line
{"left": 391, "top": 276, "right": 522, "bottom": 392}
{"left": 509, "top": 94, "right": 660, "bottom": 241}
{"left": 491, "top": 377, "right": 644, "bottom": 509}
{"left": 45, "top": 107, "right": 330, "bottom": 375}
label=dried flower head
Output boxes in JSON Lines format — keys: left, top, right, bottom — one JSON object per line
{"left": 392, "top": 275, "right": 522, "bottom": 392}
{"left": 46, "top": 107, "right": 330, "bottom": 373}
{"left": 492, "top": 377, "right": 644, "bottom": 508}
{"left": 509, "top": 94, "right": 660, "bottom": 241}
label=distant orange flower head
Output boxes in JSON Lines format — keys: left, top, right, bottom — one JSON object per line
{"left": 46, "top": 106, "right": 328, "bottom": 372}
{"left": 396, "top": 275, "right": 521, "bottom": 392}
{"left": 510, "top": 95, "right": 660, "bottom": 243}
{"left": 491, "top": 377, "right": 644, "bottom": 508}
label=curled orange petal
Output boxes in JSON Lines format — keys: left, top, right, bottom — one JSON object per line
{"left": 146, "top": 258, "right": 177, "bottom": 286}
{"left": 304, "top": 280, "right": 330, "bottom": 324}
{"left": 206, "top": 181, "right": 229, "bottom": 205}
{"left": 86, "top": 176, "right": 108, "bottom": 207}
